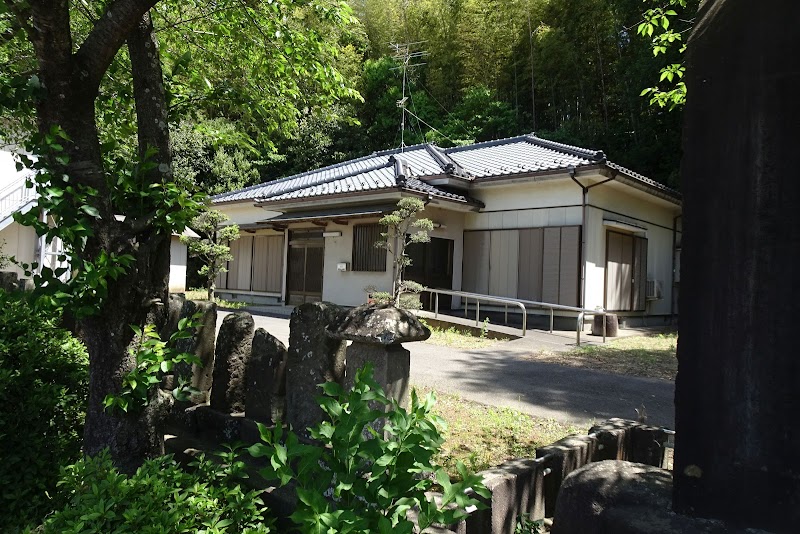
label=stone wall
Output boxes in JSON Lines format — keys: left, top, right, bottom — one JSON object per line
{"left": 162, "top": 299, "right": 673, "bottom": 534}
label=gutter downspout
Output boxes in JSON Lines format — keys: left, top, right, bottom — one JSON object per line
{"left": 568, "top": 166, "right": 587, "bottom": 310}
{"left": 670, "top": 214, "right": 682, "bottom": 323}
{"left": 569, "top": 166, "right": 616, "bottom": 311}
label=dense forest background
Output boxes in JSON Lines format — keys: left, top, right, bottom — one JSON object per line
{"left": 263, "top": 0, "right": 696, "bottom": 190}
{"left": 1, "top": 0, "right": 696, "bottom": 193}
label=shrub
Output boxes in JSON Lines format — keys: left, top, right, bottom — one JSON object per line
{"left": 248, "top": 364, "right": 489, "bottom": 533}
{"left": 0, "top": 290, "right": 89, "bottom": 531}
{"left": 38, "top": 448, "right": 273, "bottom": 533}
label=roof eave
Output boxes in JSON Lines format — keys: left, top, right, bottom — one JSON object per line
{"left": 419, "top": 173, "right": 473, "bottom": 190}
{"left": 255, "top": 190, "right": 404, "bottom": 210}
{"left": 598, "top": 164, "right": 682, "bottom": 205}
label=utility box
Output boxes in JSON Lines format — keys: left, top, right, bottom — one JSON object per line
{"left": 336, "top": 262, "right": 349, "bottom": 272}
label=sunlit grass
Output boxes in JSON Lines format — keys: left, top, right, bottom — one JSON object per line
{"left": 420, "top": 320, "right": 511, "bottom": 349}
{"left": 523, "top": 332, "right": 678, "bottom": 380}
{"left": 184, "top": 289, "right": 249, "bottom": 310}
{"left": 414, "top": 386, "right": 586, "bottom": 478}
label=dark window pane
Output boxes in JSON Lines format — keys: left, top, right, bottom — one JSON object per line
{"left": 352, "top": 224, "right": 387, "bottom": 271}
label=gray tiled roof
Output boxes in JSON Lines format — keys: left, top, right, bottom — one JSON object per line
{"left": 212, "top": 134, "right": 680, "bottom": 205}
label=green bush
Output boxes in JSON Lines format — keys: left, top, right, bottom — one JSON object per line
{"left": 37, "top": 449, "right": 273, "bottom": 533}
{"left": 248, "top": 364, "right": 489, "bottom": 533}
{"left": 0, "top": 291, "right": 89, "bottom": 531}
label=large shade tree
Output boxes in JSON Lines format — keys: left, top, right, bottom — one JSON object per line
{"left": 0, "top": 0, "right": 356, "bottom": 471}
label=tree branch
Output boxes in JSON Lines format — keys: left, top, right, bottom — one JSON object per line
{"left": 74, "top": 0, "right": 161, "bottom": 92}
{"left": 127, "top": 10, "right": 171, "bottom": 183}
{"left": 2, "top": 0, "right": 35, "bottom": 43}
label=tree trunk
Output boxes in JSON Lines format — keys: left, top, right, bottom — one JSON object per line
{"left": 22, "top": 1, "right": 173, "bottom": 471}
{"left": 674, "top": 1, "right": 800, "bottom": 530}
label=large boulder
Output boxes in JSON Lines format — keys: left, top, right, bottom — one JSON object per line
{"left": 551, "top": 461, "right": 756, "bottom": 534}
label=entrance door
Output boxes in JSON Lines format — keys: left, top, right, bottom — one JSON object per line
{"left": 605, "top": 230, "right": 647, "bottom": 311}
{"left": 405, "top": 237, "right": 454, "bottom": 309}
{"left": 287, "top": 230, "right": 325, "bottom": 306}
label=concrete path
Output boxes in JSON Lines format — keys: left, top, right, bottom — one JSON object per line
{"left": 217, "top": 309, "right": 675, "bottom": 429}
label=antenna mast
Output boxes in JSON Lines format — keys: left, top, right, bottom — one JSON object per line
{"left": 390, "top": 41, "right": 427, "bottom": 152}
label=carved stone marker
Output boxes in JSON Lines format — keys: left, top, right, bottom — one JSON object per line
{"left": 246, "top": 328, "right": 288, "bottom": 424}
{"left": 210, "top": 311, "right": 254, "bottom": 413}
{"left": 286, "top": 302, "right": 346, "bottom": 441}
{"left": 161, "top": 295, "right": 218, "bottom": 404}
{"left": 328, "top": 304, "right": 430, "bottom": 408}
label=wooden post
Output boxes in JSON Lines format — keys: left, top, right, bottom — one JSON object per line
{"left": 675, "top": 1, "right": 800, "bottom": 530}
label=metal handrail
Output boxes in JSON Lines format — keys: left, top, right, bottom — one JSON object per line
{"left": 0, "top": 178, "right": 36, "bottom": 221}
{"left": 421, "top": 288, "right": 610, "bottom": 345}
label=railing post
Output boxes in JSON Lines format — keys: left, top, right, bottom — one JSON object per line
{"left": 522, "top": 306, "right": 527, "bottom": 336}
{"left": 504, "top": 304, "right": 508, "bottom": 325}
{"left": 549, "top": 308, "right": 554, "bottom": 333}
{"left": 476, "top": 300, "right": 480, "bottom": 327}
{"left": 435, "top": 292, "right": 439, "bottom": 318}
{"left": 602, "top": 313, "right": 607, "bottom": 343}
{"left": 465, "top": 297, "right": 468, "bottom": 318}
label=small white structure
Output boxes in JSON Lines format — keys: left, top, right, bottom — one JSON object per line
{"left": 0, "top": 150, "right": 193, "bottom": 292}
{"left": 0, "top": 150, "right": 46, "bottom": 280}
{"left": 211, "top": 134, "right": 682, "bottom": 326}
{"left": 169, "top": 228, "right": 198, "bottom": 292}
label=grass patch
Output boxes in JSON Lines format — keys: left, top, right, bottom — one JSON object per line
{"left": 183, "top": 289, "right": 249, "bottom": 310}
{"left": 421, "top": 320, "right": 510, "bottom": 349}
{"left": 415, "top": 386, "right": 586, "bottom": 478}
{"left": 523, "top": 332, "right": 678, "bottom": 380}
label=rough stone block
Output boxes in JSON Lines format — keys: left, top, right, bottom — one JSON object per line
{"left": 210, "top": 311, "right": 254, "bottom": 413}
{"left": 193, "top": 404, "right": 244, "bottom": 444}
{"left": 591, "top": 313, "right": 618, "bottom": 337}
{"left": 246, "top": 328, "right": 287, "bottom": 424}
{"left": 0, "top": 271, "right": 19, "bottom": 292}
{"left": 17, "top": 278, "right": 34, "bottom": 292}
{"left": 589, "top": 418, "right": 636, "bottom": 461}
{"left": 467, "top": 458, "right": 546, "bottom": 534}
{"left": 328, "top": 303, "right": 431, "bottom": 345}
{"left": 536, "top": 434, "right": 597, "bottom": 517}
{"left": 286, "top": 302, "right": 346, "bottom": 441}
{"left": 239, "top": 417, "right": 263, "bottom": 445}
{"left": 629, "top": 424, "right": 668, "bottom": 467}
{"left": 551, "top": 460, "right": 748, "bottom": 534}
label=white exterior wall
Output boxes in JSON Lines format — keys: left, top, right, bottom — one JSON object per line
{"left": 321, "top": 219, "right": 393, "bottom": 307}
{"left": 169, "top": 236, "right": 188, "bottom": 292}
{"left": 319, "top": 206, "right": 466, "bottom": 307}
{"left": 585, "top": 183, "right": 680, "bottom": 316}
{"left": 213, "top": 181, "right": 679, "bottom": 316}
{"left": 220, "top": 202, "right": 281, "bottom": 226}
{"left": 465, "top": 180, "right": 583, "bottom": 230}
{"left": 0, "top": 222, "right": 37, "bottom": 278}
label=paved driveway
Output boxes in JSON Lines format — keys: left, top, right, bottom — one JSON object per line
{"left": 218, "top": 310, "right": 674, "bottom": 428}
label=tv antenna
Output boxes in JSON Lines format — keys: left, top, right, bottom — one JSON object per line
{"left": 390, "top": 41, "right": 427, "bottom": 152}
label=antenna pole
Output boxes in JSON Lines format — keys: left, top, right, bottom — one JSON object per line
{"left": 391, "top": 42, "right": 427, "bottom": 153}
{"left": 401, "top": 47, "right": 407, "bottom": 151}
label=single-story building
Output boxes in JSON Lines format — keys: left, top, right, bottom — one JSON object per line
{"left": 212, "top": 134, "right": 682, "bottom": 325}
{"left": 0, "top": 150, "right": 194, "bottom": 292}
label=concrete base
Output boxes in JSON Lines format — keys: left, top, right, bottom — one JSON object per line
{"left": 216, "top": 291, "right": 282, "bottom": 306}
{"left": 551, "top": 461, "right": 772, "bottom": 534}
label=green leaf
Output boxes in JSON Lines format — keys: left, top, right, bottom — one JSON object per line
{"left": 81, "top": 205, "right": 100, "bottom": 218}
